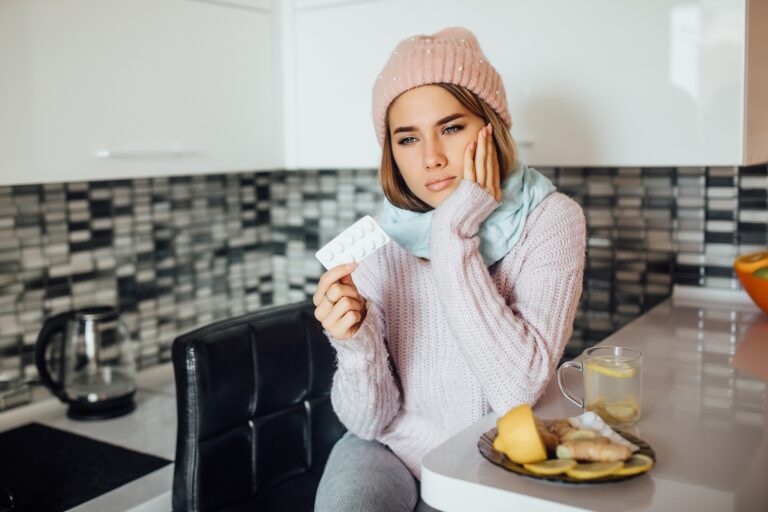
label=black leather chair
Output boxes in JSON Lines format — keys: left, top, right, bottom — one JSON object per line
{"left": 171, "top": 300, "right": 346, "bottom": 512}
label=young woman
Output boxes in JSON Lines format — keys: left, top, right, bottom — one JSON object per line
{"left": 313, "top": 27, "right": 586, "bottom": 511}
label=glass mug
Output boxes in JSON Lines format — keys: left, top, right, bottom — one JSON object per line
{"left": 557, "top": 346, "right": 643, "bottom": 428}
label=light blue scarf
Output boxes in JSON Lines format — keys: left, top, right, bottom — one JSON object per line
{"left": 379, "top": 161, "right": 556, "bottom": 266}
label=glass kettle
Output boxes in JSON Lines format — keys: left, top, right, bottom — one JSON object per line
{"left": 34, "top": 306, "right": 137, "bottom": 420}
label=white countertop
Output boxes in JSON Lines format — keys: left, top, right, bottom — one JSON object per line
{"left": 0, "top": 363, "right": 178, "bottom": 512}
{"left": 422, "top": 290, "right": 768, "bottom": 512}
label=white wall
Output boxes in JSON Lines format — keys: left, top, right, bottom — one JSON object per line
{"left": 284, "top": 0, "right": 750, "bottom": 169}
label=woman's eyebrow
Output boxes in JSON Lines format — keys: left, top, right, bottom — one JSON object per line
{"left": 392, "top": 113, "right": 465, "bottom": 134}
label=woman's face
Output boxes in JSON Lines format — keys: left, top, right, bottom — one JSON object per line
{"left": 388, "top": 85, "right": 486, "bottom": 208}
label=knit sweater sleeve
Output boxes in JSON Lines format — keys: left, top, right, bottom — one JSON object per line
{"left": 324, "top": 257, "right": 402, "bottom": 440}
{"left": 429, "top": 179, "right": 586, "bottom": 414}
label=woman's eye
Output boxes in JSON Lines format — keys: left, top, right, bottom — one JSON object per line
{"left": 397, "top": 125, "right": 463, "bottom": 145}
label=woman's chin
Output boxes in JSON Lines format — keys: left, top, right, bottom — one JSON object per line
{"left": 423, "top": 182, "right": 460, "bottom": 208}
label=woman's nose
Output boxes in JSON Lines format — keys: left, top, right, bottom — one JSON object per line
{"left": 423, "top": 139, "right": 447, "bottom": 170}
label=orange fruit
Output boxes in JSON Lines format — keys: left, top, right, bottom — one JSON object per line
{"left": 734, "top": 250, "right": 768, "bottom": 274}
{"left": 734, "top": 250, "right": 768, "bottom": 316}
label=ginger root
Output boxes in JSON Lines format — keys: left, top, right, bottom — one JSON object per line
{"left": 548, "top": 419, "right": 597, "bottom": 442}
{"left": 556, "top": 438, "right": 632, "bottom": 462}
{"left": 535, "top": 418, "right": 559, "bottom": 453}
{"left": 548, "top": 419, "right": 573, "bottom": 439}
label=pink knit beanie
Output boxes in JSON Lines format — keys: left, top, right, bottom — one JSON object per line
{"left": 372, "top": 27, "right": 511, "bottom": 146}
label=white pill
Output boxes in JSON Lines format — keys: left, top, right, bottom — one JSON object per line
{"left": 354, "top": 226, "right": 365, "bottom": 239}
{"left": 362, "top": 218, "right": 375, "bottom": 231}
{"left": 319, "top": 249, "right": 333, "bottom": 262}
{"left": 351, "top": 245, "right": 365, "bottom": 258}
{"left": 364, "top": 238, "right": 375, "bottom": 251}
{"left": 331, "top": 241, "right": 344, "bottom": 253}
{"left": 342, "top": 233, "right": 355, "bottom": 245}
{"left": 372, "top": 232, "right": 385, "bottom": 245}
{"left": 336, "top": 252, "right": 354, "bottom": 265}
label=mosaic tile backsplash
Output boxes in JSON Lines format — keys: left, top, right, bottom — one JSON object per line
{"left": 0, "top": 164, "right": 766, "bottom": 410}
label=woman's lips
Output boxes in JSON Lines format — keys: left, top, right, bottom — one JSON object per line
{"left": 426, "top": 176, "right": 456, "bottom": 192}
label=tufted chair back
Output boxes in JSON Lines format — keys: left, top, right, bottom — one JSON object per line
{"left": 172, "top": 300, "right": 345, "bottom": 512}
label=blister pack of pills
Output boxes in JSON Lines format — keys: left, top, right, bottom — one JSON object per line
{"left": 315, "top": 215, "right": 391, "bottom": 270}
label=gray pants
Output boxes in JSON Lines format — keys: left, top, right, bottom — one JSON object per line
{"left": 315, "top": 432, "right": 441, "bottom": 512}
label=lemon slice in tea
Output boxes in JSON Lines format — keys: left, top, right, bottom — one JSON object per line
{"left": 585, "top": 360, "right": 636, "bottom": 379}
{"left": 566, "top": 461, "right": 624, "bottom": 480}
{"left": 523, "top": 459, "right": 577, "bottom": 475}
{"left": 614, "top": 454, "right": 654, "bottom": 476}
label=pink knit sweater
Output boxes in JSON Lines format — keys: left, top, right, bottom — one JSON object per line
{"left": 326, "top": 179, "right": 586, "bottom": 478}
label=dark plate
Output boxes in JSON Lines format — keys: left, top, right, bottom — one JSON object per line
{"left": 478, "top": 427, "right": 656, "bottom": 485}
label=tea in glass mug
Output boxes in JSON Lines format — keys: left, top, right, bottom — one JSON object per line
{"left": 557, "top": 346, "right": 643, "bottom": 428}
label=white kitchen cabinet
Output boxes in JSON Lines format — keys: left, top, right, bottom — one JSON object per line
{"left": 287, "top": 0, "right": 767, "bottom": 169}
{"left": 0, "top": 0, "right": 280, "bottom": 186}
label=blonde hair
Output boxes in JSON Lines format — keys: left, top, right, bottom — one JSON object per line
{"left": 380, "top": 83, "right": 518, "bottom": 213}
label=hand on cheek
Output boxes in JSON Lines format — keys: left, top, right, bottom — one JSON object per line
{"left": 463, "top": 123, "right": 502, "bottom": 202}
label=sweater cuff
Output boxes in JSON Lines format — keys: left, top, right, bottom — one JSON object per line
{"left": 433, "top": 179, "right": 499, "bottom": 238}
{"left": 326, "top": 306, "right": 383, "bottom": 368}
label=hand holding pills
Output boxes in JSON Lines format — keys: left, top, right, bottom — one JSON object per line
{"left": 313, "top": 216, "right": 390, "bottom": 340}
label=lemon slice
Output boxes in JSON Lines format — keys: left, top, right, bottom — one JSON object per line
{"left": 566, "top": 461, "right": 624, "bottom": 480}
{"left": 585, "top": 360, "right": 636, "bottom": 379}
{"left": 614, "top": 454, "right": 654, "bottom": 476}
{"left": 602, "top": 400, "right": 639, "bottom": 423}
{"left": 561, "top": 428, "right": 597, "bottom": 441}
{"left": 523, "top": 459, "right": 577, "bottom": 475}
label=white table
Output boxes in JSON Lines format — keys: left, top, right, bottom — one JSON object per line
{"left": 422, "top": 288, "right": 768, "bottom": 512}
{"left": 0, "top": 363, "right": 177, "bottom": 512}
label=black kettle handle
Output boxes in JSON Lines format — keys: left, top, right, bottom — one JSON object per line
{"left": 34, "top": 311, "right": 72, "bottom": 402}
